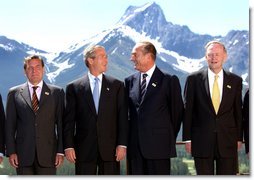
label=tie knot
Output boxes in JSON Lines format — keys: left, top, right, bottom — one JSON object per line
{"left": 214, "top": 75, "right": 219, "bottom": 80}
{"left": 32, "top": 86, "right": 38, "bottom": 91}
{"left": 94, "top": 77, "right": 99, "bottom": 82}
{"left": 142, "top": 73, "right": 148, "bottom": 79}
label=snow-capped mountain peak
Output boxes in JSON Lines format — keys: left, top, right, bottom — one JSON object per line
{"left": 0, "top": 2, "right": 249, "bottom": 100}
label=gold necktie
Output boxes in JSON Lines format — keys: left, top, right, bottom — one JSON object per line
{"left": 212, "top": 75, "right": 220, "bottom": 114}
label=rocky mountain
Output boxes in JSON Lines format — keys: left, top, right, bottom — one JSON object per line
{"left": 0, "top": 2, "right": 249, "bottom": 102}
{"left": 48, "top": 2, "right": 248, "bottom": 87}
{"left": 0, "top": 35, "right": 52, "bottom": 101}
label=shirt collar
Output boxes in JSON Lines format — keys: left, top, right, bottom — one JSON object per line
{"left": 27, "top": 80, "right": 43, "bottom": 89}
{"left": 208, "top": 68, "right": 223, "bottom": 79}
{"left": 142, "top": 64, "right": 156, "bottom": 78}
{"left": 88, "top": 71, "right": 103, "bottom": 82}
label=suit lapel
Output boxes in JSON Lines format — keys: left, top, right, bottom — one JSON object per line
{"left": 98, "top": 75, "right": 111, "bottom": 115}
{"left": 20, "top": 83, "right": 33, "bottom": 110}
{"left": 217, "top": 71, "right": 232, "bottom": 114}
{"left": 129, "top": 73, "right": 141, "bottom": 105}
{"left": 200, "top": 70, "right": 215, "bottom": 112}
{"left": 141, "top": 67, "right": 162, "bottom": 104}
{"left": 39, "top": 82, "right": 51, "bottom": 109}
{"left": 81, "top": 75, "right": 97, "bottom": 115}
{"left": 201, "top": 70, "right": 210, "bottom": 98}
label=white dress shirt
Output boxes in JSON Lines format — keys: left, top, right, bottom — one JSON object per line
{"left": 208, "top": 68, "right": 223, "bottom": 103}
{"left": 140, "top": 64, "right": 156, "bottom": 88}
{"left": 88, "top": 72, "right": 103, "bottom": 96}
{"left": 27, "top": 80, "right": 43, "bottom": 100}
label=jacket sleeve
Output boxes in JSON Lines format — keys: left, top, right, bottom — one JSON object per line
{"left": 169, "top": 75, "right": 184, "bottom": 138}
{"left": 5, "top": 90, "right": 17, "bottom": 156}
{"left": 63, "top": 84, "right": 76, "bottom": 149}
{"left": 0, "top": 94, "right": 5, "bottom": 155}
{"left": 117, "top": 81, "right": 128, "bottom": 146}
{"left": 182, "top": 76, "right": 194, "bottom": 141}
{"left": 56, "top": 88, "right": 65, "bottom": 154}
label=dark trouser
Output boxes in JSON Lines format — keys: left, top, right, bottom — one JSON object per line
{"left": 128, "top": 145, "right": 171, "bottom": 175}
{"left": 16, "top": 154, "right": 56, "bottom": 175}
{"left": 194, "top": 134, "right": 238, "bottom": 175}
{"left": 194, "top": 156, "right": 237, "bottom": 175}
{"left": 75, "top": 153, "right": 120, "bottom": 175}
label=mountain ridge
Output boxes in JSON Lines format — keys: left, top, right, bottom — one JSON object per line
{"left": 0, "top": 2, "right": 249, "bottom": 102}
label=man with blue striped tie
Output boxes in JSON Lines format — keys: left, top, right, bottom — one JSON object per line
{"left": 125, "top": 41, "right": 183, "bottom": 175}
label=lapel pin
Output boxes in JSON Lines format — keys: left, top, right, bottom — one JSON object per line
{"left": 45, "top": 92, "right": 49, "bottom": 95}
{"left": 106, "top": 88, "right": 110, "bottom": 91}
{"left": 152, "top": 83, "right": 157, "bottom": 87}
{"left": 227, "top": 85, "right": 231, "bottom": 89}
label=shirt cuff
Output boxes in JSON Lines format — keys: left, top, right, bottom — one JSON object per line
{"left": 64, "top": 148, "right": 74, "bottom": 151}
{"left": 57, "top": 153, "right": 64, "bottom": 156}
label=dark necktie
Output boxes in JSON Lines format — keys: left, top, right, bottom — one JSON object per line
{"left": 93, "top": 77, "right": 99, "bottom": 113}
{"left": 32, "top": 86, "right": 39, "bottom": 112}
{"left": 140, "top": 73, "right": 148, "bottom": 102}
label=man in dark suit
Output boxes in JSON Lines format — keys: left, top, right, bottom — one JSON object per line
{"left": 243, "top": 89, "right": 249, "bottom": 157}
{"left": 0, "top": 93, "right": 5, "bottom": 164}
{"left": 125, "top": 41, "right": 183, "bottom": 175}
{"left": 183, "top": 41, "right": 243, "bottom": 175}
{"left": 63, "top": 45, "right": 128, "bottom": 175}
{"left": 5, "top": 55, "right": 65, "bottom": 175}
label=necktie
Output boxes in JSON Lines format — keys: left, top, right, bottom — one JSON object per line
{"left": 212, "top": 75, "right": 220, "bottom": 114}
{"left": 140, "top": 73, "right": 148, "bottom": 102}
{"left": 32, "top": 86, "right": 39, "bottom": 112}
{"left": 93, "top": 77, "right": 99, "bottom": 113}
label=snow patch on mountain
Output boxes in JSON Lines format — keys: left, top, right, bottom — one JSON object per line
{"left": 0, "top": 43, "right": 15, "bottom": 51}
{"left": 116, "top": 25, "right": 204, "bottom": 73}
{"left": 46, "top": 58, "right": 75, "bottom": 83}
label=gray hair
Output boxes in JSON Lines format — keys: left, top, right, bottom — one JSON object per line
{"left": 83, "top": 45, "right": 105, "bottom": 67}
{"left": 205, "top": 40, "right": 227, "bottom": 54}
{"left": 138, "top": 41, "right": 157, "bottom": 60}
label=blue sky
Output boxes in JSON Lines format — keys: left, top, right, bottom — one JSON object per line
{"left": 0, "top": 0, "right": 249, "bottom": 52}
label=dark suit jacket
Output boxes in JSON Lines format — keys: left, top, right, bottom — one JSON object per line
{"left": 0, "top": 94, "right": 5, "bottom": 155}
{"left": 243, "top": 90, "right": 249, "bottom": 154}
{"left": 125, "top": 67, "right": 183, "bottom": 159}
{"left": 183, "top": 69, "right": 243, "bottom": 158}
{"left": 63, "top": 74, "right": 128, "bottom": 162}
{"left": 5, "top": 82, "right": 64, "bottom": 167}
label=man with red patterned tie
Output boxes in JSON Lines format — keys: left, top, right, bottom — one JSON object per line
{"left": 5, "top": 55, "right": 65, "bottom": 175}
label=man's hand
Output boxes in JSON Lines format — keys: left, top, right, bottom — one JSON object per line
{"left": 237, "top": 141, "right": 242, "bottom": 151}
{"left": 185, "top": 142, "right": 191, "bottom": 154}
{"left": 65, "top": 148, "right": 76, "bottom": 163}
{"left": 0, "top": 156, "right": 3, "bottom": 164}
{"left": 55, "top": 154, "right": 64, "bottom": 168}
{"left": 9, "top": 153, "right": 19, "bottom": 168}
{"left": 115, "top": 146, "right": 126, "bottom": 162}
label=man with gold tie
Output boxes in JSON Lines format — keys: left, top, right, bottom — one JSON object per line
{"left": 183, "top": 41, "right": 243, "bottom": 175}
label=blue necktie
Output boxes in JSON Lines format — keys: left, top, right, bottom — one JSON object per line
{"left": 93, "top": 77, "right": 99, "bottom": 113}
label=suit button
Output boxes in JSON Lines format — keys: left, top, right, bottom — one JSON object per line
{"left": 35, "top": 123, "right": 37, "bottom": 126}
